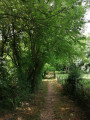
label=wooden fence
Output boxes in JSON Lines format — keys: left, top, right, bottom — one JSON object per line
{"left": 56, "top": 75, "right": 90, "bottom": 97}
{"left": 77, "top": 83, "right": 90, "bottom": 97}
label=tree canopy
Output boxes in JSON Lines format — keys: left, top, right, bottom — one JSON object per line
{"left": 0, "top": 0, "right": 86, "bottom": 106}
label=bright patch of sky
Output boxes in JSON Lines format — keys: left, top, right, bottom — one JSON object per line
{"left": 50, "top": 1, "right": 54, "bottom": 6}
{"left": 83, "top": 8, "right": 90, "bottom": 36}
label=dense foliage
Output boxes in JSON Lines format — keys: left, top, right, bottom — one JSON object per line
{"left": 0, "top": 0, "right": 86, "bottom": 108}
{"left": 66, "top": 64, "right": 81, "bottom": 95}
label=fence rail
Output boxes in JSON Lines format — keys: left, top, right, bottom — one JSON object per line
{"left": 56, "top": 74, "right": 90, "bottom": 108}
{"left": 77, "top": 83, "right": 90, "bottom": 97}
{"left": 56, "top": 75, "right": 90, "bottom": 97}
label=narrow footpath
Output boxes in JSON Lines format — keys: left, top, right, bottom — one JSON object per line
{"left": 41, "top": 80, "right": 56, "bottom": 120}
{"left": 41, "top": 79, "right": 89, "bottom": 120}
{"left": 0, "top": 79, "right": 89, "bottom": 120}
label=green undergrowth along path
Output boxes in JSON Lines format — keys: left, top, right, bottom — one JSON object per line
{"left": 0, "top": 79, "right": 90, "bottom": 120}
{"left": 53, "top": 81, "right": 90, "bottom": 120}
{"left": 0, "top": 81, "right": 48, "bottom": 120}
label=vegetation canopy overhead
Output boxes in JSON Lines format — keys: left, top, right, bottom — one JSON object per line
{"left": 0, "top": 0, "right": 86, "bottom": 107}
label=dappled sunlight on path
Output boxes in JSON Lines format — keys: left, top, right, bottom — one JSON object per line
{"left": 41, "top": 80, "right": 56, "bottom": 120}
{"left": 0, "top": 81, "right": 48, "bottom": 120}
{"left": 0, "top": 79, "right": 89, "bottom": 120}
{"left": 41, "top": 79, "right": 89, "bottom": 120}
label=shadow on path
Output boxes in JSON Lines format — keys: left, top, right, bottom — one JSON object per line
{"left": 41, "top": 79, "right": 89, "bottom": 120}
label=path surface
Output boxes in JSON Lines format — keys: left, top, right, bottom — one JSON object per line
{"left": 41, "top": 79, "right": 89, "bottom": 120}
{"left": 41, "top": 80, "right": 56, "bottom": 120}
{"left": 0, "top": 79, "right": 89, "bottom": 120}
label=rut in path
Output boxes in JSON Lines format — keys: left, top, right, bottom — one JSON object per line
{"left": 41, "top": 79, "right": 89, "bottom": 120}
{"left": 41, "top": 80, "right": 56, "bottom": 120}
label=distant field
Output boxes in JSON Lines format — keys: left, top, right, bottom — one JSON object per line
{"left": 56, "top": 73, "right": 90, "bottom": 88}
{"left": 82, "top": 74, "right": 90, "bottom": 79}
{"left": 55, "top": 73, "right": 68, "bottom": 84}
{"left": 55, "top": 73, "right": 68, "bottom": 79}
{"left": 80, "top": 74, "right": 90, "bottom": 88}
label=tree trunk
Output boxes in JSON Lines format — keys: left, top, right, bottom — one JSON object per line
{"left": 27, "top": 60, "right": 44, "bottom": 93}
{"left": 0, "top": 27, "right": 8, "bottom": 80}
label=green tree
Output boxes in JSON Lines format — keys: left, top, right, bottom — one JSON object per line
{"left": 0, "top": 0, "right": 86, "bottom": 95}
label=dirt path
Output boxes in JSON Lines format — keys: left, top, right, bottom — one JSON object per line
{"left": 41, "top": 80, "right": 56, "bottom": 120}
{"left": 0, "top": 79, "right": 89, "bottom": 120}
{"left": 41, "top": 79, "right": 89, "bottom": 120}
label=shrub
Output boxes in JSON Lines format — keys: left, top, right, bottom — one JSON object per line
{"left": 65, "top": 64, "right": 81, "bottom": 95}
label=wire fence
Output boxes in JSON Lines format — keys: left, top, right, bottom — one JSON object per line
{"left": 56, "top": 74, "right": 90, "bottom": 97}
{"left": 77, "top": 83, "right": 90, "bottom": 97}
{"left": 56, "top": 73, "right": 90, "bottom": 108}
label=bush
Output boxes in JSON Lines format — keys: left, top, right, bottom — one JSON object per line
{"left": 65, "top": 64, "right": 81, "bottom": 95}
